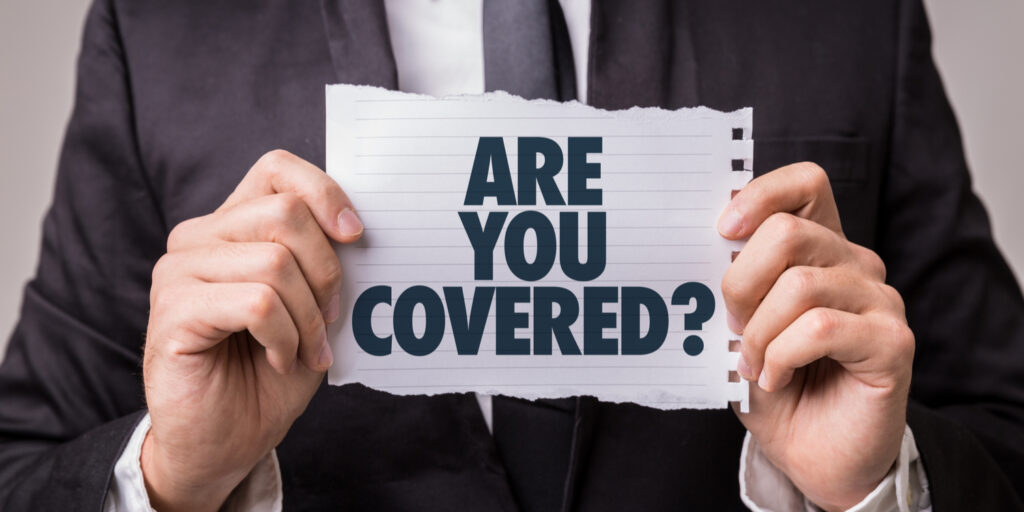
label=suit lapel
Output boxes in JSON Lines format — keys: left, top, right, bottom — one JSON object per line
{"left": 319, "top": 0, "right": 399, "bottom": 88}
{"left": 587, "top": 0, "right": 700, "bottom": 109}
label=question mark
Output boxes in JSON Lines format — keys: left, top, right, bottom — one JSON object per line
{"left": 671, "top": 282, "right": 716, "bottom": 356}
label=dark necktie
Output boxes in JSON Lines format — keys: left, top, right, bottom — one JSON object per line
{"left": 483, "top": 2, "right": 579, "bottom": 511}
{"left": 483, "top": 0, "right": 577, "bottom": 102}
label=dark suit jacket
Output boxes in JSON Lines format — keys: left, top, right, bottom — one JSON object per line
{"left": 1, "top": 0, "right": 1022, "bottom": 510}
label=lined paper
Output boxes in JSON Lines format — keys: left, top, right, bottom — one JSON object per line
{"left": 326, "top": 85, "right": 751, "bottom": 411}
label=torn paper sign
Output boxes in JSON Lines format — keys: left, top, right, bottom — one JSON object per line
{"left": 325, "top": 84, "right": 751, "bottom": 411}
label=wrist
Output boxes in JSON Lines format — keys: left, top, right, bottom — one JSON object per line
{"left": 790, "top": 458, "right": 894, "bottom": 511}
{"left": 757, "top": 442, "right": 895, "bottom": 512}
{"left": 140, "top": 430, "right": 244, "bottom": 512}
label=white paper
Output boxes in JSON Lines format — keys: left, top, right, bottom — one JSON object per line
{"left": 326, "top": 84, "right": 751, "bottom": 411}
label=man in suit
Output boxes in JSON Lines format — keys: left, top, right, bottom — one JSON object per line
{"left": 0, "top": 0, "right": 1021, "bottom": 510}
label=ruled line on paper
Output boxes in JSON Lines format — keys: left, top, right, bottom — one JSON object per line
{"left": 362, "top": 242, "right": 714, "bottom": 248}
{"left": 360, "top": 225, "right": 711, "bottom": 230}
{"left": 354, "top": 261, "right": 713, "bottom": 267}
{"left": 357, "top": 365, "right": 707, "bottom": 371}
{"left": 353, "top": 152, "right": 713, "bottom": 157}
{"left": 354, "top": 134, "right": 714, "bottom": 139}
{"left": 353, "top": 170, "right": 714, "bottom": 175}
{"left": 373, "top": 383, "right": 708, "bottom": 388}
{"left": 356, "top": 207, "right": 714, "bottom": 212}
{"left": 355, "top": 116, "right": 617, "bottom": 121}
{"left": 347, "top": 190, "right": 715, "bottom": 195}
{"left": 352, "top": 279, "right": 714, "bottom": 285}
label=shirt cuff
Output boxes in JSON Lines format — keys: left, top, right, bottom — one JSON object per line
{"left": 738, "top": 424, "right": 932, "bottom": 512}
{"left": 104, "top": 413, "right": 284, "bottom": 512}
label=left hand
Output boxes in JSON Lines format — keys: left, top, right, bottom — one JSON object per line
{"left": 719, "top": 163, "right": 915, "bottom": 510}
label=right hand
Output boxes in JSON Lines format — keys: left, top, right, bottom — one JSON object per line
{"left": 141, "top": 150, "right": 364, "bottom": 512}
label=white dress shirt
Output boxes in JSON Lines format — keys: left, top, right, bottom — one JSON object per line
{"left": 105, "top": 1, "right": 931, "bottom": 510}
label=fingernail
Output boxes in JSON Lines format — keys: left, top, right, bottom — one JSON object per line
{"left": 757, "top": 369, "right": 769, "bottom": 391}
{"left": 737, "top": 354, "right": 754, "bottom": 380}
{"left": 727, "top": 311, "right": 743, "bottom": 334}
{"left": 718, "top": 207, "right": 744, "bottom": 238}
{"left": 318, "top": 337, "right": 334, "bottom": 369}
{"left": 338, "top": 208, "right": 364, "bottom": 238}
{"left": 324, "top": 294, "right": 341, "bottom": 324}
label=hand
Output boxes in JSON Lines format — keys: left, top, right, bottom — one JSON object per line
{"left": 141, "top": 150, "right": 363, "bottom": 512}
{"left": 719, "top": 163, "right": 915, "bottom": 510}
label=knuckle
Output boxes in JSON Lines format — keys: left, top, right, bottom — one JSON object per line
{"left": 876, "top": 317, "right": 917, "bottom": 374}
{"left": 742, "top": 328, "right": 767, "bottom": 358}
{"left": 876, "top": 283, "right": 905, "bottom": 313}
{"left": 150, "top": 287, "right": 189, "bottom": 336}
{"left": 150, "top": 253, "right": 175, "bottom": 286}
{"left": 150, "top": 284, "right": 176, "bottom": 314}
{"left": 854, "top": 244, "right": 887, "bottom": 279}
{"left": 246, "top": 284, "right": 279, "bottom": 320}
{"left": 321, "top": 259, "right": 343, "bottom": 295}
{"left": 781, "top": 266, "right": 819, "bottom": 305}
{"left": 260, "top": 243, "right": 294, "bottom": 276}
{"left": 256, "top": 148, "right": 296, "bottom": 172}
{"left": 267, "top": 193, "right": 306, "bottom": 228}
{"left": 167, "top": 217, "right": 200, "bottom": 250}
{"left": 805, "top": 308, "right": 838, "bottom": 340}
{"left": 762, "top": 342, "right": 784, "bottom": 370}
{"left": 797, "top": 162, "right": 829, "bottom": 190}
{"left": 276, "top": 192, "right": 306, "bottom": 218}
{"left": 150, "top": 261, "right": 185, "bottom": 308}
{"left": 280, "top": 323, "right": 301, "bottom": 350}
{"left": 298, "top": 303, "right": 325, "bottom": 340}
{"left": 742, "top": 181, "right": 767, "bottom": 207}
{"left": 765, "top": 212, "right": 802, "bottom": 245}
{"left": 161, "top": 338, "right": 187, "bottom": 358}
{"left": 886, "top": 320, "right": 916, "bottom": 365}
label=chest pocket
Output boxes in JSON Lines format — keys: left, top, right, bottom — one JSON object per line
{"left": 752, "top": 136, "right": 878, "bottom": 247}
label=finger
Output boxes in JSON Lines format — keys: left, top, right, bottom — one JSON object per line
{"left": 738, "top": 266, "right": 896, "bottom": 381}
{"left": 160, "top": 243, "right": 330, "bottom": 371}
{"left": 722, "top": 213, "right": 852, "bottom": 328}
{"left": 168, "top": 193, "right": 343, "bottom": 315}
{"left": 758, "top": 308, "right": 914, "bottom": 392}
{"left": 157, "top": 281, "right": 304, "bottom": 374}
{"left": 222, "top": 149, "right": 363, "bottom": 242}
{"left": 718, "top": 162, "right": 842, "bottom": 239}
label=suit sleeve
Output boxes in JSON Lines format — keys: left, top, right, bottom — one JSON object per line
{"left": 881, "top": 1, "right": 1024, "bottom": 508}
{"left": 0, "top": 0, "right": 168, "bottom": 509}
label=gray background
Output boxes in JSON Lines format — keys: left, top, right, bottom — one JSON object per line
{"left": 1, "top": 1, "right": 1022, "bottom": 358}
